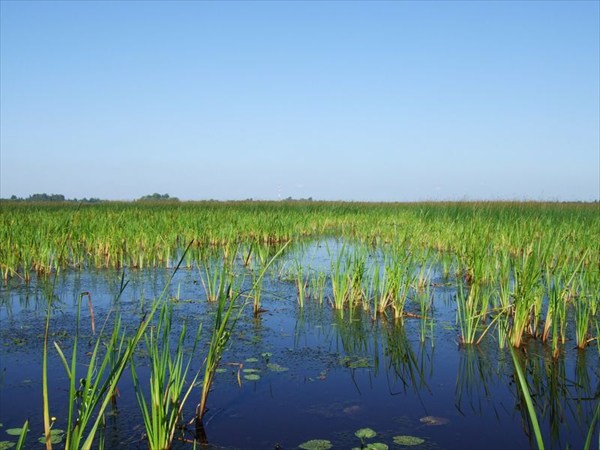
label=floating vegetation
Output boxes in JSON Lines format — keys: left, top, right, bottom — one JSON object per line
{"left": 393, "top": 435, "right": 426, "bottom": 446}
{"left": 298, "top": 439, "right": 333, "bottom": 450}
{"left": 355, "top": 428, "right": 377, "bottom": 439}
{"left": 243, "top": 373, "right": 261, "bottom": 381}
{"left": 266, "top": 363, "right": 289, "bottom": 372}
{"left": 352, "top": 428, "right": 388, "bottom": 450}
{"left": 4, "top": 430, "right": 25, "bottom": 437}
{"left": 419, "top": 416, "right": 449, "bottom": 426}
{"left": 37, "top": 429, "right": 64, "bottom": 444}
{"left": 340, "top": 355, "right": 372, "bottom": 369}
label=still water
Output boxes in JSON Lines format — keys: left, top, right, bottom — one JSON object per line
{"left": 0, "top": 242, "right": 597, "bottom": 449}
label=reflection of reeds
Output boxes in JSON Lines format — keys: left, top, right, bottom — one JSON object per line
{"left": 383, "top": 320, "right": 428, "bottom": 393}
{"left": 509, "top": 346, "right": 545, "bottom": 450}
{"left": 455, "top": 347, "right": 494, "bottom": 416}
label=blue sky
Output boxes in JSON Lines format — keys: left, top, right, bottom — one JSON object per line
{"left": 1, "top": 1, "right": 598, "bottom": 201}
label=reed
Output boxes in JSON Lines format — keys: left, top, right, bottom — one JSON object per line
{"left": 388, "top": 254, "right": 414, "bottom": 321}
{"left": 294, "top": 262, "right": 307, "bottom": 308}
{"left": 456, "top": 282, "right": 485, "bottom": 345}
{"left": 196, "top": 277, "right": 240, "bottom": 427}
{"left": 330, "top": 245, "right": 352, "bottom": 311}
{"left": 195, "top": 242, "right": 288, "bottom": 430}
{"left": 510, "top": 243, "right": 544, "bottom": 348}
{"left": 44, "top": 242, "right": 192, "bottom": 450}
{"left": 199, "top": 259, "right": 231, "bottom": 303}
{"left": 309, "top": 269, "right": 326, "bottom": 305}
{"left": 131, "top": 303, "right": 202, "bottom": 450}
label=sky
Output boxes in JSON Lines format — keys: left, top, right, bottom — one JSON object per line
{"left": 1, "top": 1, "right": 598, "bottom": 202}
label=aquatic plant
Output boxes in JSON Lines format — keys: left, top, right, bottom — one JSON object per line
{"left": 309, "top": 269, "right": 327, "bottom": 305}
{"left": 195, "top": 242, "right": 288, "bottom": 431}
{"left": 330, "top": 244, "right": 352, "bottom": 312}
{"left": 198, "top": 258, "right": 231, "bottom": 303}
{"left": 294, "top": 261, "right": 308, "bottom": 308}
{"left": 130, "top": 303, "right": 202, "bottom": 450}
{"left": 196, "top": 278, "right": 241, "bottom": 427}
{"left": 456, "top": 281, "right": 491, "bottom": 345}
{"left": 510, "top": 243, "right": 544, "bottom": 348}
{"left": 298, "top": 439, "right": 333, "bottom": 450}
{"left": 40, "top": 242, "right": 192, "bottom": 450}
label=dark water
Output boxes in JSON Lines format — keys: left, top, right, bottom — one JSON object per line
{"left": 0, "top": 244, "right": 598, "bottom": 450}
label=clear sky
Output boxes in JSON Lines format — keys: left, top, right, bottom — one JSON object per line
{"left": 1, "top": 1, "right": 598, "bottom": 201}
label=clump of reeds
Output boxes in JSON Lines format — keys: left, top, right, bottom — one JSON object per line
{"left": 131, "top": 303, "right": 202, "bottom": 450}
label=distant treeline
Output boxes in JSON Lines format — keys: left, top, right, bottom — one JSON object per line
{"left": 5, "top": 193, "right": 103, "bottom": 203}
{"left": 4, "top": 193, "right": 179, "bottom": 203}
{"left": 137, "top": 193, "right": 179, "bottom": 202}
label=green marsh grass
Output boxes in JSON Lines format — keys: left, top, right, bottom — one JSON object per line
{"left": 388, "top": 253, "right": 415, "bottom": 322}
{"left": 309, "top": 269, "right": 327, "bottom": 305}
{"left": 294, "top": 261, "right": 308, "bottom": 309}
{"left": 131, "top": 303, "right": 201, "bottom": 450}
{"left": 39, "top": 242, "right": 192, "bottom": 450}
{"left": 329, "top": 244, "right": 352, "bottom": 312}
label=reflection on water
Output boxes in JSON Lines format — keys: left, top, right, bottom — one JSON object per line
{"left": 0, "top": 241, "right": 597, "bottom": 449}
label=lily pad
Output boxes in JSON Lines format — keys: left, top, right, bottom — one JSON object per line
{"left": 419, "top": 415, "right": 449, "bottom": 426}
{"left": 215, "top": 368, "right": 228, "bottom": 374}
{"left": 355, "top": 428, "right": 377, "bottom": 439}
{"left": 245, "top": 357, "right": 259, "bottom": 363}
{"left": 244, "top": 374, "right": 260, "bottom": 381}
{"left": 367, "top": 444, "right": 388, "bottom": 450}
{"left": 0, "top": 442, "right": 15, "bottom": 450}
{"left": 5, "top": 428, "right": 27, "bottom": 436}
{"left": 340, "top": 356, "right": 372, "bottom": 369}
{"left": 298, "top": 439, "right": 333, "bottom": 450}
{"left": 393, "top": 435, "right": 425, "bottom": 446}
{"left": 267, "top": 363, "right": 289, "bottom": 372}
{"left": 243, "top": 368, "right": 261, "bottom": 373}
{"left": 38, "top": 431, "right": 64, "bottom": 445}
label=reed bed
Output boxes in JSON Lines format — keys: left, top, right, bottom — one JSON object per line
{"left": 1, "top": 201, "right": 598, "bottom": 353}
